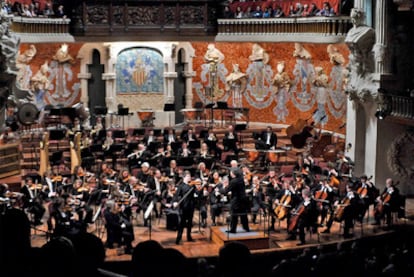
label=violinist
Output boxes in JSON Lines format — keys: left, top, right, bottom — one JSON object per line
{"left": 136, "top": 162, "right": 157, "bottom": 225}
{"left": 153, "top": 169, "right": 167, "bottom": 217}
{"left": 356, "top": 174, "right": 377, "bottom": 221}
{"left": 20, "top": 176, "right": 45, "bottom": 225}
{"left": 322, "top": 184, "right": 360, "bottom": 238}
{"left": 312, "top": 176, "right": 336, "bottom": 227}
{"left": 172, "top": 171, "right": 198, "bottom": 244}
{"left": 49, "top": 196, "right": 77, "bottom": 237}
{"left": 373, "top": 178, "right": 400, "bottom": 227}
{"left": 208, "top": 171, "right": 225, "bottom": 226}
{"left": 67, "top": 179, "right": 94, "bottom": 226}
{"left": 104, "top": 200, "right": 134, "bottom": 254}
{"left": 119, "top": 169, "right": 131, "bottom": 189}
{"left": 42, "top": 170, "right": 59, "bottom": 200}
{"left": 287, "top": 187, "right": 318, "bottom": 245}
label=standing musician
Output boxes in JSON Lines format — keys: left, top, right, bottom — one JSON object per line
{"left": 356, "top": 174, "right": 378, "bottom": 221}
{"left": 195, "top": 162, "right": 210, "bottom": 227}
{"left": 104, "top": 200, "right": 134, "bottom": 254}
{"left": 153, "top": 169, "right": 168, "bottom": 217}
{"left": 208, "top": 171, "right": 225, "bottom": 226}
{"left": 312, "top": 176, "right": 336, "bottom": 227}
{"left": 322, "top": 184, "right": 360, "bottom": 238}
{"left": 249, "top": 175, "right": 267, "bottom": 224}
{"left": 287, "top": 187, "right": 318, "bottom": 245}
{"left": 172, "top": 171, "right": 199, "bottom": 244}
{"left": 223, "top": 168, "right": 250, "bottom": 233}
{"left": 373, "top": 178, "right": 400, "bottom": 227}
{"left": 260, "top": 126, "right": 278, "bottom": 150}
{"left": 20, "top": 176, "right": 45, "bottom": 225}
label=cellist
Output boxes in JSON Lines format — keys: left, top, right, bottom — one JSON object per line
{"left": 373, "top": 178, "right": 399, "bottom": 227}
{"left": 273, "top": 179, "right": 299, "bottom": 230}
{"left": 355, "top": 174, "right": 378, "bottom": 222}
{"left": 312, "top": 176, "right": 336, "bottom": 227}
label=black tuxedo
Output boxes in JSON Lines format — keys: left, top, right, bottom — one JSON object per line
{"left": 103, "top": 209, "right": 134, "bottom": 251}
{"left": 20, "top": 185, "right": 45, "bottom": 224}
{"left": 261, "top": 131, "right": 278, "bottom": 149}
{"left": 224, "top": 175, "right": 249, "bottom": 232}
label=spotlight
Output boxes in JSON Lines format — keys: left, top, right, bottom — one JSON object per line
{"left": 375, "top": 109, "right": 387, "bottom": 120}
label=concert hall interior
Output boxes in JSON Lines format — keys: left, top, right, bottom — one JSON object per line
{"left": 1, "top": 1, "right": 414, "bottom": 276}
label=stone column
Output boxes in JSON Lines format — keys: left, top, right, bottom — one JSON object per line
{"left": 164, "top": 71, "right": 178, "bottom": 104}
{"left": 102, "top": 72, "right": 116, "bottom": 113}
{"left": 354, "top": 0, "right": 365, "bottom": 9}
{"left": 373, "top": 0, "right": 390, "bottom": 75}
{"left": 183, "top": 70, "right": 196, "bottom": 109}
{"left": 77, "top": 72, "right": 91, "bottom": 104}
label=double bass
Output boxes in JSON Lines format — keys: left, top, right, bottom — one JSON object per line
{"left": 287, "top": 110, "right": 318, "bottom": 149}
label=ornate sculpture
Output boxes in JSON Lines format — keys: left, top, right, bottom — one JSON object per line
{"left": 204, "top": 44, "right": 225, "bottom": 100}
{"left": 225, "top": 64, "right": 247, "bottom": 107}
{"left": 345, "top": 8, "right": 377, "bottom": 102}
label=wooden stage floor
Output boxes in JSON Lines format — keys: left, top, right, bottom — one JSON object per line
{"left": 30, "top": 198, "right": 414, "bottom": 262}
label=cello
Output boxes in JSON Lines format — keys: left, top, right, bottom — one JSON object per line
{"left": 274, "top": 193, "right": 292, "bottom": 220}
{"left": 288, "top": 203, "right": 305, "bottom": 232}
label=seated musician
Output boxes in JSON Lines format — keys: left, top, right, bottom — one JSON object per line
{"left": 203, "top": 127, "right": 222, "bottom": 159}
{"left": 67, "top": 117, "right": 83, "bottom": 135}
{"left": 287, "top": 187, "right": 318, "bottom": 245}
{"left": 102, "top": 130, "right": 114, "bottom": 152}
{"left": 322, "top": 184, "right": 360, "bottom": 238}
{"left": 223, "top": 125, "right": 239, "bottom": 155}
{"left": 136, "top": 162, "right": 157, "bottom": 225}
{"left": 42, "top": 170, "right": 59, "bottom": 200}
{"left": 127, "top": 143, "right": 150, "bottom": 170}
{"left": 20, "top": 177, "right": 46, "bottom": 225}
{"left": 373, "top": 178, "right": 400, "bottom": 227}
{"left": 177, "top": 141, "right": 193, "bottom": 158}
{"left": 249, "top": 176, "right": 267, "bottom": 224}
{"left": 195, "top": 162, "right": 210, "bottom": 226}
{"left": 272, "top": 179, "right": 299, "bottom": 231}
{"left": 260, "top": 126, "right": 278, "bottom": 150}
{"left": 208, "top": 171, "right": 225, "bottom": 226}
{"left": 181, "top": 127, "right": 198, "bottom": 144}
{"left": 312, "top": 176, "right": 336, "bottom": 227}
{"left": 66, "top": 178, "right": 94, "bottom": 226}
{"left": 164, "top": 159, "right": 180, "bottom": 184}
{"left": 143, "top": 129, "right": 157, "bottom": 147}
{"left": 153, "top": 169, "right": 167, "bottom": 217}
{"left": 104, "top": 200, "right": 134, "bottom": 254}
{"left": 335, "top": 150, "right": 354, "bottom": 176}
{"left": 356, "top": 174, "right": 378, "bottom": 221}
{"left": 163, "top": 127, "right": 178, "bottom": 146}
{"left": 49, "top": 196, "right": 78, "bottom": 237}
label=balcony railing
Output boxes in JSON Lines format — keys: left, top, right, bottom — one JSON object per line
{"left": 216, "top": 16, "right": 352, "bottom": 43}
{"left": 11, "top": 16, "right": 74, "bottom": 42}
{"left": 389, "top": 94, "right": 414, "bottom": 119}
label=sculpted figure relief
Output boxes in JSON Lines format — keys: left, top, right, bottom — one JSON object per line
{"left": 249, "top": 43, "right": 269, "bottom": 64}
{"left": 293, "top": 43, "right": 311, "bottom": 60}
{"left": 225, "top": 64, "right": 247, "bottom": 107}
{"left": 53, "top": 44, "right": 75, "bottom": 64}
{"left": 345, "top": 8, "right": 375, "bottom": 76}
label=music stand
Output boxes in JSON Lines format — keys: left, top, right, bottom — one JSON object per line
{"left": 217, "top": 101, "right": 228, "bottom": 109}
{"left": 144, "top": 201, "right": 155, "bottom": 240}
{"left": 170, "top": 142, "right": 181, "bottom": 153}
{"left": 188, "top": 140, "right": 200, "bottom": 150}
{"left": 49, "top": 129, "right": 67, "bottom": 140}
{"left": 117, "top": 106, "right": 129, "bottom": 129}
{"left": 132, "top": 128, "right": 145, "bottom": 137}
{"left": 148, "top": 141, "right": 162, "bottom": 154}
{"left": 163, "top": 103, "right": 175, "bottom": 112}
{"left": 177, "top": 156, "right": 195, "bottom": 168}
{"left": 153, "top": 129, "right": 162, "bottom": 137}
{"left": 95, "top": 106, "right": 108, "bottom": 116}
{"left": 112, "top": 130, "right": 126, "bottom": 139}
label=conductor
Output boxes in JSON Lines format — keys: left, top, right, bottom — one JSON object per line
{"left": 224, "top": 168, "right": 250, "bottom": 233}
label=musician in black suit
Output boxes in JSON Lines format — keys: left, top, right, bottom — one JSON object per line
{"left": 224, "top": 168, "right": 250, "bottom": 233}
{"left": 260, "top": 126, "right": 278, "bottom": 150}
{"left": 355, "top": 174, "right": 378, "bottom": 221}
{"left": 204, "top": 126, "right": 222, "bottom": 159}
{"left": 223, "top": 125, "right": 239, "bottom": 154}
{"left": 163, "top": 128, "right": 178, "bottom": 146}
{"left": 373, "top": 178, "right": 400, "bottom": 227}
{"left": 20, "top": 177, "right": 45, "bottom": 225}
{"left": 172, "top": 171, "right": 198, "bottom": 244}
{"left": 322, "top": 184, "right": 360, "bottom": 238}
{"left": 104, "top": 200, "right": 134, "bottom": 254}
{"left": 287, "top": 187, "right": 318, "bottom": 245}
{"left": 127, "top": 143, "right": 150, "bottom": 170}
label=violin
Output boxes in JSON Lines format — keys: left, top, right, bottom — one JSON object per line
{"left": 122, "top": 175, "right": 131, "bottom": 183}
{"left": 52, "top": 175, "right": 63, "bottom": 182}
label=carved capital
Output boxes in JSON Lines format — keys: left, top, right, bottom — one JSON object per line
{"left": 164, "top": 72, "right": 178, "bottom": 79}
{"left": 182, "top": 71, "right": 196, "bottom": 78}
{"left": 102, "top": 73, "right": 116, "bottom": 80}
{"left": 78, "top": 73, "right": 92, "bottom": 79}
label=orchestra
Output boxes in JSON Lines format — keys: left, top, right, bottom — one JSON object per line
{"left": 1, "top": 119, "right": 408, "bottom": 253}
